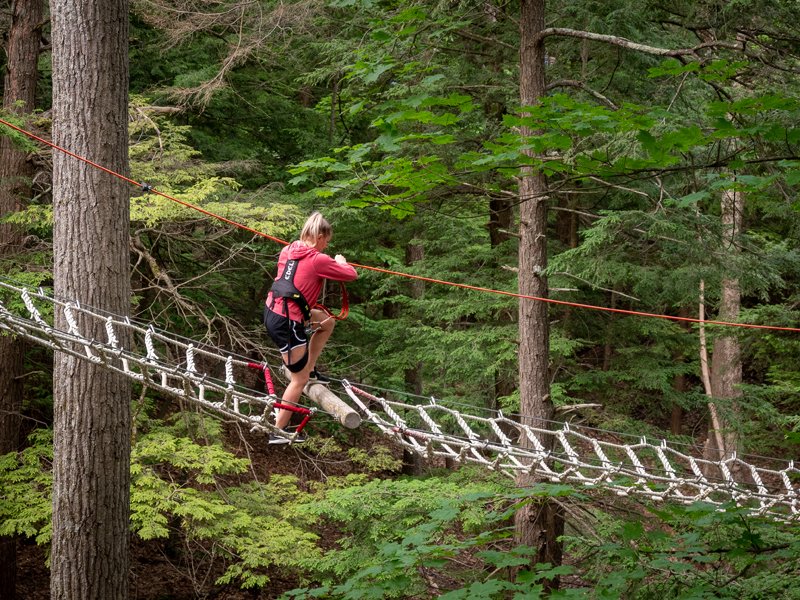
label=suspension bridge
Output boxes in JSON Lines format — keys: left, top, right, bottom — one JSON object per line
{"left": 1, "top": 277, "right": 798, "bottom": 521}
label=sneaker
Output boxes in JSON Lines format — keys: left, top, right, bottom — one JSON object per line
{"left": 286, "top": 427, "right": 308, "bottom": 443}
{"left": 268, "top": 427, "right": 308, "bottom": 444}
{"left": 308, "top": 369, "right": 331, "bottom": 385}
{"left": 267, "top": 432, "right": 290, "bottom": 445}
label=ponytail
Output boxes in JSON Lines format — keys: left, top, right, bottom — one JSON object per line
{"left": 299, "top": 211, "right": 332, "bottom": 244}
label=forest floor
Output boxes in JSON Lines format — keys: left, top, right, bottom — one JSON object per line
{"left": 17, "top": 402, "right": 783, "bottom": 598}
{"left": 16, "top": 418, "right": 396, "bottom": 600}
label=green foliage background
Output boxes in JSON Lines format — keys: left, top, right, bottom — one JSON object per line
{"left": 2, "top": 0, "right": 800, "bottom": 597}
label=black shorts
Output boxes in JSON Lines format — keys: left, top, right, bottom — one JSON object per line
{"left": 264, "top": 306, "right": 308, "bottom": 353}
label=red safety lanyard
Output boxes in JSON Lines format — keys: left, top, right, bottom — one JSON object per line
{"left": 316, "top": 281, "right": 349, "bottom": 321}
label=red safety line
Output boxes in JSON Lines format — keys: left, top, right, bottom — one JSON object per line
{"left": 0, "top": 117, "right": 350, "bottom": 317}
{"left": 272, "top": 402, "right": 313, "bottom": 433}
{"left": 247, "top": 362, "right": 312, "bottom": 433}
{"left": 346, "top": 263, "right": 800, "bottom": 332}
{"left": 2, "top": 116, "right": 799, "bottom": 333}
{"left": 0, "top": 118, "right": 288, "bottom": 245}
{"left": 247, "top": 362, "right": 276, "bottom": 396}
{"left": 316, "top": 282, "right": 349, "bottom": 321}
{"left": 271, "top": 401, "right": 312, "bottom": 416}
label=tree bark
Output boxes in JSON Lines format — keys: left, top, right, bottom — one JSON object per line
{"left": 699, "top": 280, "right": 728, "bottom": 468}
{"left": 670, "top": 305, "right": 693, "bottom": 435}
{"left": 704, "top": 189, "right": 744, "bottom": 461}
{"left": 488, "top": 197, "right": 513, "bottom": 248}
{"left": 514, "top": 0, "right": 564, "bottom": 584}
{"left": 403, "top": 241, "right": 425, "bottom": 474}
{"left": 488, "top": 199, "right": 515, "bottom": 431}
{"left": 0, "top": 0, "right": 43, "bottom": 596}
{"left": 49, "top": 0, "right": 132, "bottom": 597}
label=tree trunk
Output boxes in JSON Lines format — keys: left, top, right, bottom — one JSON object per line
{"left": 670, "top": 305, "right": 692, "bottom": 435}
{"left": 670, "top": 373, "right": 686, "bottom": 435}
{"left": 488, "top": 197, "right": 515, "bottom": 419}
{"left": 602, "top": 292, "right": 615, "bottom": 371}
{"left": 554, "top": 196, "right": 577, "bottom": 250}
{"left": 488, "top": 196, "right": 513, "bottom": 248}
{"left": 704, "top": 189, "right": 744, "bottom": 461}
{"left": 49, "top": 0, "right": 132, "bottom": 597}
{"left": 0, "top": 0, "right": 43, "bottom": 596}
{"left": 402, "top": 241, "right": 425, "bottom": 474}
{"left": 514, "top": 0, "right": 564, "bottom": 583}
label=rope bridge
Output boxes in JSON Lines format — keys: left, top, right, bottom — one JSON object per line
{"left": 343, "top": 383, "right": 799, "bottom": 520}
{"left": 1, "top": 279, "right": 798, "bottom": 520}
{"left": 0, "top": 279, "right": 314, "bottom": 442}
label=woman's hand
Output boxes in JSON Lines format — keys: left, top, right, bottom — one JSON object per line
{"left": 334, "top": 254, "right": 348, "bottom": 265}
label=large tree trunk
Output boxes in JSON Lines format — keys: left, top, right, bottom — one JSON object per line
{"left": 402, "top": 241, "right": 425, "bottom": 474}
{"left": 704, "top": 189, "right": 743, "bottom": 462}
{"left": 514, "top": 0, "right": 564, "bottom": 582}
{"left": 49, "top": 0, "right": 132, "bottom": 597}
{"left": 0, "top": 0, "right": 43, "bottom": 596}
{"left": 488, "top": 197, "right": 515, "bottom": 418}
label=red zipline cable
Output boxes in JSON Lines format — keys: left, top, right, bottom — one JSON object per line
{"left": 2, "top": 116, "right": 799, "bottom": 333}
{"left": 0, "top": 117, "right": 349, "bottom": 318}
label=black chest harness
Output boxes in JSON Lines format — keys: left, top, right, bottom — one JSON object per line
{"left": 269, "top": 258, "right": 312, "bottom": 373}
{"left": 269, "top": 258, "right": 311, "bottom": 322}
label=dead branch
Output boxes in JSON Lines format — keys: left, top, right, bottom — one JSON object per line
{"left": 537, "top": 28, "right": 742, "bottom": 57}
{"left": 552, "top": 272, "right": 641, "bottom": 302}
{"left": 546, "top": 79, "right": 618, "bottom": 110}
{"left": 453, "top": 28, "right": 516, "bottom": 51}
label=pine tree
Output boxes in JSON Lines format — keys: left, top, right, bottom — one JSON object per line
{"left": 49, "top": 0, "right": 132, "bottom": 596}
{"left": 0, "top": 0, "right": 44, "bottom": 596}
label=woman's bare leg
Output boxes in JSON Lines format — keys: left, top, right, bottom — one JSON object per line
{"left": 275, "top": 344, "right": 311, "bottom": 429}
{"left": 307, "top": 308, "right": 335, "bottom": 373}
{"left": 274, "top": 310, "right": 335, "bottom": 430}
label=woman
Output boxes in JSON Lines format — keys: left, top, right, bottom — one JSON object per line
{"left": 264, "top": 212, "right": 357, "bottom": 444}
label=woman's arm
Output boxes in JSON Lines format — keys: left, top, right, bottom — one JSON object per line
{"left": 313, "top": 252, "right": 358, "bottom": 281}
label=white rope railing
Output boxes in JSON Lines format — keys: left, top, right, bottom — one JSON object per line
{"left": 1, "top": 279, "right": 798, "bottom": 520}
{"left": 341, "top": 382, "right": 800, "bottom": 521}
{"left": 0, "top": 279, "right": 291, "bottom": 438}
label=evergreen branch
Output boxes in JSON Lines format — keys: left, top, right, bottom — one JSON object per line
{"left": 545, "top": 154, "right": 800, "bottom": 189}
{"left": 430, "top": 44, "right": 497, "bottom": 58}
{"left": 547, "top": 206, "right": 601, "bottom": 221}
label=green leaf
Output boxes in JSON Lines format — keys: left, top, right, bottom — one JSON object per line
{"left": 622, "top": 521, "right": 644, "bottom": 541}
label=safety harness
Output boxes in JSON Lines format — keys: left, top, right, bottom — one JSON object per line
{"left": 269, "top": 258, "right": 312, "bottom": 372}
{"left": 270, "top": 259, "right": 311, "bottom": 321}
{"left": 268, "top": 255, "right": 352, "bottom": 373}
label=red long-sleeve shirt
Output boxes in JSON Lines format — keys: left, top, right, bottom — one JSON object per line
{"left": 266, "top": 241, "right": 358, "bottom": 322}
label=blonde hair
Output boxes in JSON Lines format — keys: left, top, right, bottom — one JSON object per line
{"left": 299, "top": 211, "right": 332, "bottom": 244}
